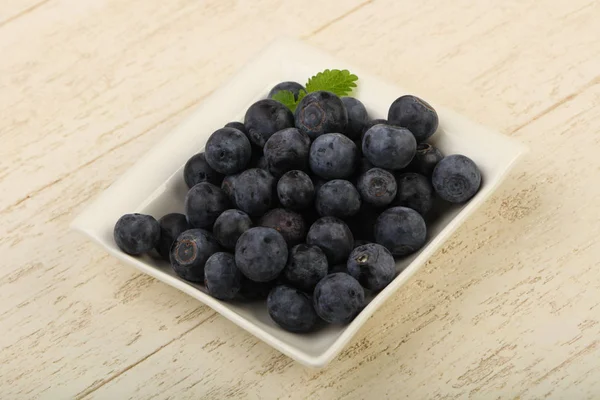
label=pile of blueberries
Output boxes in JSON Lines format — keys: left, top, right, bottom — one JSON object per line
{"left": 113, "top": 81, "right": 481, "bottom": 333}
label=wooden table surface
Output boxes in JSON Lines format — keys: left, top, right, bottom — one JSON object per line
{"left": 2, "top": 0, "right": 600, "bottom": 398}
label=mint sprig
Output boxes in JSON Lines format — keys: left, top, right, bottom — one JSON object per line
{"left": 271, "top": 69, "right": 358, "bottom": 112}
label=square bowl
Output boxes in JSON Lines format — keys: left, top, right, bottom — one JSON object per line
{"left": 71, "top": 38, "right": 527, "bottom": 368}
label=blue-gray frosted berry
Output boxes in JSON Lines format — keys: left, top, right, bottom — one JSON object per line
{"left": 204, "top": 252, "right": 243, "bottom": 300}
{"left": 263, "top": 127, "right": 311, "bottom": 177}
{"left": 268, "top": 81, "right": 306, "bottom": 101}
{"left": 309, "top": 133, "right": 358, "bottom": 180}
{"left": 233, "top": 168, "right": 275, "bottom": 217}
{"left": 347, "top": 243, "right": 395, "bottom": 291}
{"left": 315, "top": 179, "right": 361, "bottom": 218}
{"left": 432, "top": 154, "right": 481, "bottom": 203}
{"left": 205, "top": 127, "right": 252, "bottom": 175}
{"left": 295, "top": 91, "right": 348, "bottom": 139}
{"left": 375, "top": 206, "right": 427, "bottom": 256}
{"left": 244, "top": 99, "right": 294, "bottom": 147}
{"left": 394, "top": 172, "right": 434, "bottom": 216}
{"left": 185, "top": 182, "right": 230, "bottom": 228}
{"left": 357, "top": 168, "right": 397, "bottom": 207}
{"left": 156, "top": 213, "right": 190, "bottom": 260}
{"left": 213, "top": 209, "right": 253, "bottom": 250}
{"left": 388, "top": 95, "right": 439, "bottom": 143}
{"left": 114, "top": 213, "right": 160, "bottom": 255}
{"left": 183, "top": 152, "right": 224, "bottom": 189}
{"left": 277, "top": 170, "right": 315, "bottom": 210}
{"left": 283, "top": 244, "right": 328, "bottom": 292}
{"left": 362, "top": 124, "right": 416, "bottom": 170}
{"left": 341, "top": 97, "right": 368, "bottom": 140}
{"left": 408, "top": 143, "right": 444, "bottom": 177}
{"left": 235, "top": 227, "right": 288, "bottom": 282}
{"left": 306, "top": 217, "right": 354, "bottom": 264}
{"left": 313, "top": 273, "right": 364, "bottom": 324}
{"left": 259, "top": 208, "right": 306, "bottom": 247}
{"left": 170, "top": 229, "right": 221, "bottom": 282}
{"left": 268, "top": 285, "right": 318, "bottom": 333}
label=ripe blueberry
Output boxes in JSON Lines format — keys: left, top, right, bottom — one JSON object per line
{"left": 388, "top": 95, "right": 439, "bottom": 143}
{"left": 244, "top": 99, "right": 294, "bottom": 147}
{"left": 277, "top": 170, "right": 315, "bottom": 210}
{"left": 205, "top": 127, "right": 252, "bottom": 175}
{"left": 356, "top": 168, "right": 397, "bottom": 207}
{"left": 204, "top": 252, "right": 243, "bottom": 300}
{"left": 170, "top": 229, "right": 221, "bottom": 282}
{"left": 347, "top": 243, "right": 395, "bottom": 291}
{"left": 263, "top": 127, "right": 311, "bottom": 177}
{"left": 295, "top": 91, "right": 348, "bottom": 139}
{"left": 306, "top": 217, "right": 354, "bottom": 264}
{"left": 432, "top": 154, "right": 481, "bottom": 203}
{"left": 213, "top": 209, "right": 253, "bottom": 250}
{"left": 315, "top": 180, "right": 361, "bottom": 218}
{"left": 313, "top": 273, "right": 364, "bottom": 324}
{"left": 283, "top": 244, "right": 328, "bottom": 292}
{"left": 309, "top": 133, "right": 358, "bottom": 180}
{"left": 362, "top": 124, "right": 416, "bottom": 170}
{"left": 185, "top": 182, "right": 230, "bottom": 228}
{"left": 114, "top": 213, "right": 160, "bottom": 255}
{"left": 267, "top": 285, "right": 318, "bottom": 333}
{"left": 235, "top": 227, "right": 288, "bottom": 282}
{"left": 375, "top": 206, "right": 427, "bottom": 256}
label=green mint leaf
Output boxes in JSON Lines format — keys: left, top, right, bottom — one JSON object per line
{"left": 271, "top": 90, "right": 297, "bottom": 111}
{"left": 305, "top": 69, "right": 358, "bottom": 96}
{"left": 271, "top": 89, "right": 307, "bottom": 112}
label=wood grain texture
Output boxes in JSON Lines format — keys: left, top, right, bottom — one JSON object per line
{"left": 1, "top": 0, "right": 599, "bottom": 398}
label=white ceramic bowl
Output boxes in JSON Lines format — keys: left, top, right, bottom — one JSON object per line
{"left": 71, "top": 38, "right": 527, "bottom": 367}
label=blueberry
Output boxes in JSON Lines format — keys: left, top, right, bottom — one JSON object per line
{"left": 374, "top": 206, "right": 427, "bottom": 256}
{"left": 205, "top": 127, "right": 252, "bottom": 175}
{"left": 185, "top": 182, "right": 230, "bottom": 228}
{"left": 394, "top": 173, "right": 434, "bottom": 215}
{"left": 259, "top": 208, "right": 306, "bottom": 247}
{"left": 224, "top": 121, "right": 249, "bottom": 138}
{"left": 235, "top": 227, "right": 288, "bottom": 282}
{"left": 309, "top": 133, "right": 358, "bottom": 179}
{"left": 432, "top": 154, "right": 482, "bottom": 203}
{"left": 362, "top": 124, "right": 416, "bottom": 170}
{"left": 346, "top": 204, "right": 380, "bottom": 242}
{"left": 306, "top": 217, "right": 354, "bottom": 264}
{"left": 263, "top": 127, "right": 311, "bottom": 177}
{"left": 356, "top": 168, "right": 397, "bottom": 207}
{"left": 204, "top": 252, "right": 243, "bottom": 300}
{"left": 347, "top": 243, "right": 395, "bottom": 291}
{"left": 156, "top": 213, "right": 190, "bottom": 260}
{"left": 315, "top": 180, "right": 361, "bottom": 218}
{"left": 244, "top": 99, "right": 295, "bottom": 147}
{"left": 283, "top": 244, "right": 328, "bottom": 292}
{"left": 388, "top": 95, "right": 439, "bottom": 143}
{"left": 233, "top": 168, "right": 275, "bottom": 217}
{"left": 268, "top": 81, "right": 306, "bottom": 101}
{"left": 213, "top": 209, "right": 253, "bottom": 250}
{"left": 313, "top": 273, "right": 364, "bottom": 324}
{"left": 295, "top": 91, "right": 348, "bottom": 139}
{"left": 221, "top": 173, "right": 240, "bottom": 204}
{"left": 341, "top": 97, "right": 368, "bottom": 140}
{"left": 114, "top": 213, "right": 160, "bottom": 255}
{"left": 183, "top": 153, "right": 224, "bottom": 188}
{"left": 239, "top": 277, "right": 276, "bottom": 300}
{"left": 408, "top": 143, "right": 444, "bottom": 177}
{"left": 267, "top": 285, "right": 318, "bottom": 333}
{"left": 277, "top": 170, "right": 315, "bottom": 210}
{"left": 170, "top": 229, "right": 221, "bottom": 282}
{"left": 361, "top": 119, "right": 388, "bottom": 138}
